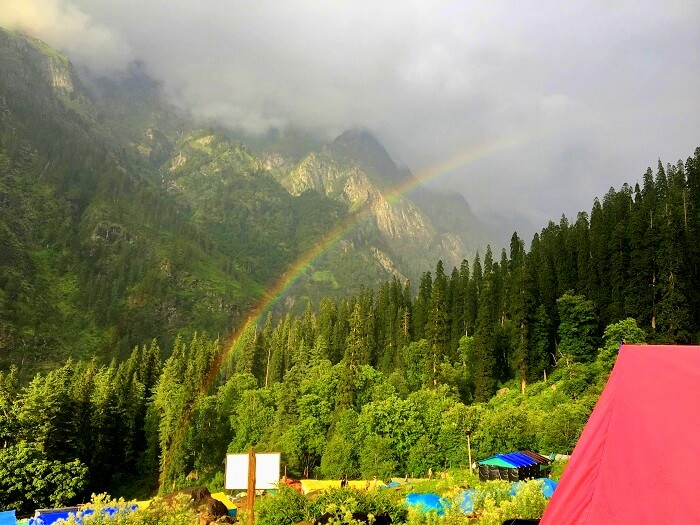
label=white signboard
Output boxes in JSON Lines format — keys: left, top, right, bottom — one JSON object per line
{"left": 225, "top": 453, "right": 281, "bottom": 490}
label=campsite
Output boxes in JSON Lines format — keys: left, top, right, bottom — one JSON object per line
{"left": 4, "top": 343, "right": 700, "bottom": 524}
{"left": 1, "top": 3, "right": 699, "bottom": 524}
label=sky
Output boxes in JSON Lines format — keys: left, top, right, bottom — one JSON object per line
{"left": 2, "top": 0, "right": 699, "bottom": 238}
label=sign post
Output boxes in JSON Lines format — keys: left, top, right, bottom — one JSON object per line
{"left": 224, "top": 451, "right": 280, "bottom": 489}
{"left": 247, "top": 448, "right": 256, "bottom": 525}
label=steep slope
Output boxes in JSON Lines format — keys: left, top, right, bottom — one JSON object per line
{"left": 161, "top": 130, "right": 345, "bottom": 283}
{"left": 0, "top": 29, "right": 403, "bottom": 372}
{"left": 270, "top": 129, "right": 488, "bottom": 281}
{"left": 0, "top": 29, "right": 265, "bottom": 371}
{"left": 0, "top": 28, "right": 493, "bottom": 373}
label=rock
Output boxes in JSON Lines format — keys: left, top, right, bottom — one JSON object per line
{"left": 180, "top": 486, "right": 212, "bottom": 507}
{"left": 199, "top": 510, "right": 216, "bottom": 525}
{"left": 202, "top": 496, "right": 228, "bottom": 518}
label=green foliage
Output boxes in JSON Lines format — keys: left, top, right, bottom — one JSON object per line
{"left": 594, "top": 318, "right": 646, "bottom": 376}
{"left": 0, "top": 442, "right": 88, "bottom": 514}
{"left": 359, "top": 435, "right": 397, "bottom": 479}
{"left": 556, "top": 292, "right": 598, "bottom": 363}
{"left": 256, "top": 485, "right": 309, "bottom": 525}
{"left": 66, "top": 493, "right": 198, "bottom": 525}
{"left": 476, "top": 480, "right": 548, "bottom": 525}
{"left": 310, "top": 488, "right": 407, "bottom": 525}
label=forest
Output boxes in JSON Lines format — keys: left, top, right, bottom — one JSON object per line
{"left": 1, "top": 146, "right": 698, "bottom": 513}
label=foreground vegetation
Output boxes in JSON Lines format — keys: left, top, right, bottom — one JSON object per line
{"left": 0, "top": 315, "right": 638, "bottom": 513}
{"left": 3, "top": 144, "right": 696, "bottom": 510}
{"left": 57, "top": 472, "right": 558, "bottom": 525}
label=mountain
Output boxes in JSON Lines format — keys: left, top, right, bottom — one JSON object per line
{"left": 0, "top": 28, "right": 490, "bottom": 373}
{"left": 0, "top": 28, "right": 272, "bottom": 372}
{"left": 264, "top": 128, "right": 488, "bottom": 281}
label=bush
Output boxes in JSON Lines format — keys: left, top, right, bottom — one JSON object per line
{"left": 256, "top": 485, "right": 308, "bottom": 525}
{"left": 0, "top": 442, "right": 89, "bottom": 514}
{"left": 308, "top": 487, "right": 407, "bottom": 524}
{"left": 476, "top": 480, "right": 547, "bottom": 525}
{"left": 65, "top": 493, "right": 198, "bottom": 525}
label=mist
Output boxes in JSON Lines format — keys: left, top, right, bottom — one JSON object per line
{"left": 2, "top": 0, "right": 699, "bottom": 239}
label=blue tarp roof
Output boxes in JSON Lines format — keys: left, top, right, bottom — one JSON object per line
{"left": 479, "top": 451, "right": 541, "bottom": 468}
{"left": 501, "top": 452, "right": 537, "bottom": 467}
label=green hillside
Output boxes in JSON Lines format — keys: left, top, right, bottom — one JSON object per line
{"left": 0, "top": 28, "right": 343, "bottom": 372}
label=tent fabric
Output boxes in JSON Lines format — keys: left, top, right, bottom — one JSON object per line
{"left": 540, "top": 344, "right": 700, "bottom": 524}
{"left": 0, "top": 510, "right": 16, "bottom": 525}
{"left": 300, "top": 479, "right": 382, "bottom": 494}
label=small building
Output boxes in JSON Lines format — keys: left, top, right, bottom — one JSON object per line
{"left": 477, "top": 450, "right": 551, "bottom": 482}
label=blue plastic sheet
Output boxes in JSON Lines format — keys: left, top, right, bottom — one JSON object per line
{"left": 29, "top": 506, "right": 138, "bottom": 525}
{"left": 538, "top": 478, "right": 557, "bottom": 498}
{"left": 456, "top": 489, "right": 479, "bottom": 514}
{"left": 509, "top": 478, "right": 558, "bottom": 499}
{"left": 0, "top": 510, "right": 16, "bottom": 525}
{"left": 405, "top": 493, "right": 447, "bottom": 515}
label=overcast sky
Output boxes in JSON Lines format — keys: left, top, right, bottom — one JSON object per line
{"left": 2, "top": 0, "right": 699, "bottom": 239}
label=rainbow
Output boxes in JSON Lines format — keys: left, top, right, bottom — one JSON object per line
{"left": 224, "top": 131, "right": 530, "bottom": 349}
{"left": 159, "top": 131, "right": 530, "bottom": 485}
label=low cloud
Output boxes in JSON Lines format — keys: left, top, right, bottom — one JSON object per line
{"left": 0, "top": 0, "right": 131, "bottom": 71}
{"left": 4, "top": 0, "right": 699, "bottom": 239}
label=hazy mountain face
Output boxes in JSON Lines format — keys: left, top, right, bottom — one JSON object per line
{"left": 2, "top": 0, "right": 698, "bottom": 239}
{"left": 0, "top": 29, "right": 491, "bottom": 373}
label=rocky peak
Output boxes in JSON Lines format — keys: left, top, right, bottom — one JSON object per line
{"left": 327, "top": 129, "right": 406, "bottom": 186}
{"left": 1, "top": 29, "right": 80, "bottom": 94}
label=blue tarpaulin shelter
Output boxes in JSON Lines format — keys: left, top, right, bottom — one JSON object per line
{"left": 478, "top": 450, "right": 551, "bottom": 481}
{"left": 0, "top": 510, "right": 16, "bottom": 525}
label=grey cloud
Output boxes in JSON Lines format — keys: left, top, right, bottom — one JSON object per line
{"left": 6, "top": 0, "right": 700, "bottom": 239}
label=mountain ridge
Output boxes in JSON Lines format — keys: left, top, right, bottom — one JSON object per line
{"left": 0, "top": 27, "right": 490, "bottom": 373}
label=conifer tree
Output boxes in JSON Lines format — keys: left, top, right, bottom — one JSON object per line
{"left": 426, "top": 261, "right": 449, "bottom": 387}
{"left": 473, "top": 247, "right": 498, "bottom": 401}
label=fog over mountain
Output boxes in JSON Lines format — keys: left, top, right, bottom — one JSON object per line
{"left": 2, "top": 0, "right": 699, "bottom": 238}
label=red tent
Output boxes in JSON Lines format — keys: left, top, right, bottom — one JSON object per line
{"left": 541, "top": 344, "right": 700, "bottom": 524}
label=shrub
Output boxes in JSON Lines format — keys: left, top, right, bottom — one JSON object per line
{"left": 65, "top": 493, "right": 198, "bottom": 525}
{"left": 256, "top": 485, "right": 308, "bottom": 525}
{"left": 476, "top": 480, "right": 547, "bottom": 525}
{"left": 308, "top": 487, "right": 407, "bottom": 524}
